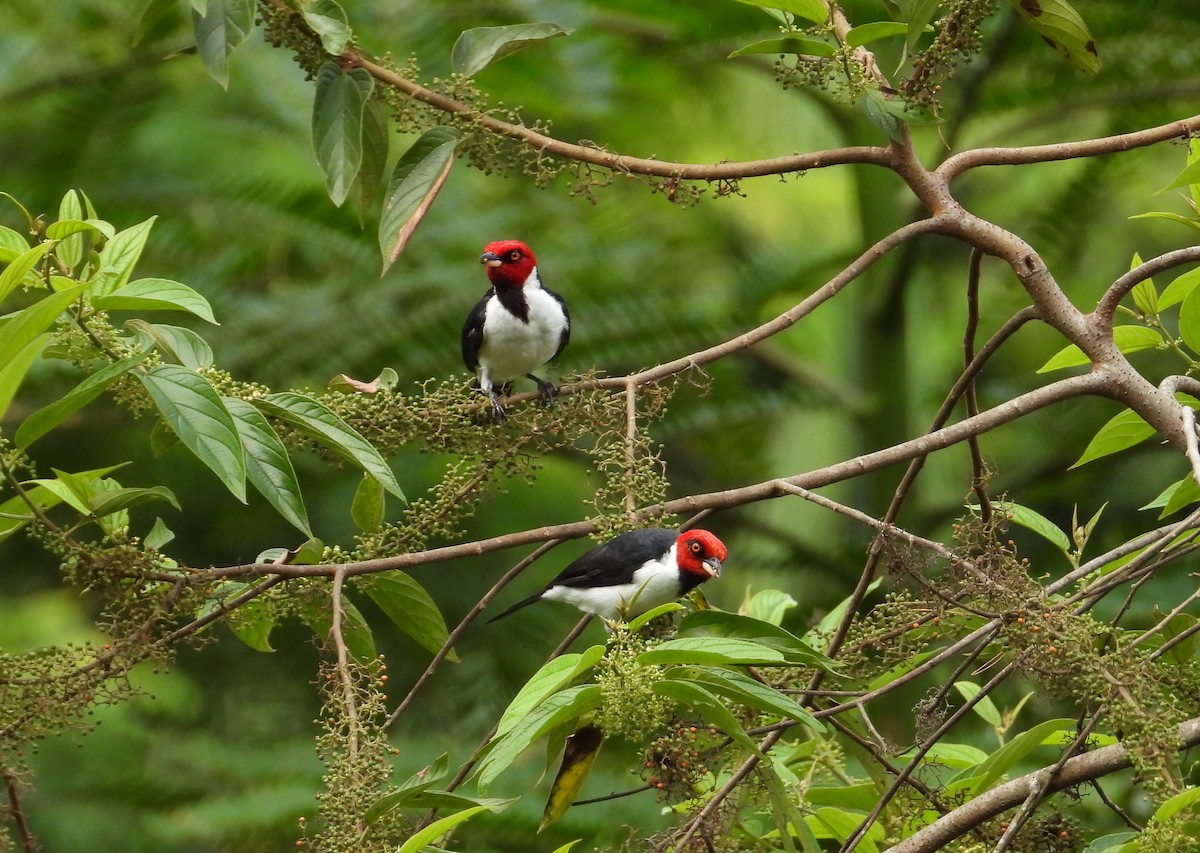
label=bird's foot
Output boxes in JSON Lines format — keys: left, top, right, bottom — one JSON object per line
{"left": 529, "top": 375, "right": 559, "bottom": 407}
{"left": 488, "top": 389, "right": 509, "bottom": 423}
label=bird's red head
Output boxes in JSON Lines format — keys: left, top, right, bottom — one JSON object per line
{"left": 675, "top": 529, "right": 727, "bottom": 580}
{"left": 480, "top": 240, "right": 538, "bottom": 288}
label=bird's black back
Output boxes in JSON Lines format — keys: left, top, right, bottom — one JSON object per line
{"left": 549, "top": 528, "right": 676, "bottom": 589}
{"left": 460, "top": 289, "right": 491, "bottom": 371}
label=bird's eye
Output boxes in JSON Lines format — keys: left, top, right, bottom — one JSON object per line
{"left": 508, "top": 250, "right": 521, "bottom": 261}
{"left": 689, "top": 541, "right": 702, "bottom": 554}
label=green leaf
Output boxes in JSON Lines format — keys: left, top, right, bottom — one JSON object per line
{"left": 361, "top": 572, "right": 455, "bottom": 658}
{"left": 124, "top": 320, "right": 214, "bottom": 369}
{"left": 228, "top": 596, "right": 275, "bottom": 652}
{"left": 1010, "top": 0, "right": 1100, "bottom": 74}
{"left": 952, "top": 681, "right": 1002, "bottom": 727}
{"left": 253, "top": 391, "right": 404, "bottom": 500}
{"left": 192, "top": 0, "right": 255, "bottom": 88}
{"left": 0, "top": 243, "right": 51, "bottom": 304}
{"left": 638, "top": 636, "right": 787, "bottom": 666}
{"left": 540, "top": 724, "right": 603, "bottom": 831}
{"left": 475, "top": 685, "right": 602, "bottom": 789}
{"left": 0, "top": 334, "right": 48, "bottom": 420}
{"left": 0, "top": 282, "right": 90, "bottom": 372}
{"left": 378, "top": 127, "right": 460, "bottom": 273}
{"left": 300, "top": 0, "right": 351, "bottom": 55}
{"left": 845, "top": 21, "right": 910, "bottom": 47}
{"left": 728, "top": 36, "right": 836, "bottom": 59}
{"left": 1154, "top": 786, "right": 1200, "bottom": 822}
{"left": 950, "top": 718, "right": 1078, "bottom": 793}
{"left": 55, "top": 190, "right": 86, "bottom": 270}
{"left": 1145, "top": 474, "right": 1200, "bottom": 518}
{"left": 626, "top": 602, "right": 684, "bottom": 632}
{"left": 351, "top": 473, "right": 385, "bottom": 532}
{"left": 0, "top": 466, "right": 123, "bottom": 544}
{"left": 1162, "top": 158, "right": 1200, "bottom": 194}
{"left": 1069, "top": 408, "right": 1155, "bottom": 469}
{"left": 312, "top": 62, "right": 374, "bottom": 207}
{"left": 992, "top": 500, "right": 1071, "bottom": 553}
{"left": 96, "top": 216, "right": 156, "bottom": 296}
{"left": 45, "top": 219, "right": 112, "bottom": 241}
{"left": 396, "top": 805, "right": 492, "bottom": 853}
{"left": 363, "top": 754, "right": 450, "bottom": 825}
{"left": 494, "top": 646, "right": 605, "bottom": 739}
{"left": 451, "top": 23, "right": 572, "bottom": 77}
{"left": 1149, "top": 609, "right": 1200, "bottom": 664}
{"left": 1037, "top": 325, "right": 1162, "bottom": 372}
{"left": 653, "top": 679, "right": 759, "bottom": 751}
{"left": 860, "top": 87, "right": 938, "bottom": 141}
{"left": 222, "top": 397, "right": 312, "bottom": 536}
{"left": 354, "top": 98, "right": 389, "bottom": 219}
{"left": 745, "top": 589, "right": 797, "bottom": 626}
{"left": 1081, "top": 833, "right": 1138, "bottom": 853}
{"left": 1128, "top": 253, "right": 1159, "bottom": 316}
{"left": 806, "top": 578, "right": 882, "bottom": 645}
{"left": 93, "top": 277, "right": 217, "bottom": 324}
{"left": 676, "top": 610, "right": 835, "bottom": 668}
{"left": 1130, "top": 211, "right": 1200, "bottom": 232}
{"left": 144, "top": 517, "right": 175, "bottom": 550}
{"left": 0, "top": 225, "right": 28, "bottom": 262}
{"left": 1180, "top": 283, "right": 1200, "bottom": 354}
{"left": 1159, "top": 267, "right": 1200, "bottom": 309}
{"left": 140, "top": 365, "right": 246, "bottom": 502}
{"left": 666, "top": 666, "right": 826, "bottom": 733}
{"left": 89, "top": 485, "right": 180, "bottom": 518}
{"left": 732, "top": 0, "right": 828, "bottom": 24}
{"left": 307, "top": 595, "right": 376, "bottom": 662}
{"left": 807, "top": 807, "right": 885, "bottom": 853}
{"left": 901, "top": 0, "right": 943, "bottom": 54}
{"left": 15, "top": 353, "right": 148, "bottom": 449}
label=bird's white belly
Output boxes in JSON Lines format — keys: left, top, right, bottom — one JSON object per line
{"left": 478, "top": 288, "right": 565, "bottom": 386}
{"left": 543, "top": 561, "right": 681, "bottom": 620}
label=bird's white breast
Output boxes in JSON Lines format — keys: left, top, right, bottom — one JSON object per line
{"left": 477, "top": 273, "right": 567, "bottom": 388}
{"left": 542, "top": 545, "right": 681, "bottom": 620}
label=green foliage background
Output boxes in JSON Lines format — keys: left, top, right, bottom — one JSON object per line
{"left": 1, "top": 0, "right": 1199, "bottom": 849}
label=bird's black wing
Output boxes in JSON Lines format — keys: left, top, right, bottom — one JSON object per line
{"left": 543, "top": 283, "right": 570, "bottom": 361}
{"left": 460, "top": 290, "right": 491, "bottom": 371}
{"left": 549, "top": 528, "right": 676, "bottom": 589}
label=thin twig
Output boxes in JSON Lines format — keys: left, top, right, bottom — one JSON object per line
{"left": 964, "top": 248, "right": 992, "bottom": 523}
{"left": 1, "top": 765, "right": 35, "bottom": 853}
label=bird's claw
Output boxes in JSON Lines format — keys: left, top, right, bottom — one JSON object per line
{"left": 530, "top": 375, "right": 559, "bottom": 408}
{"left": 488, "top": 390, "right": 508, "bottom": 423}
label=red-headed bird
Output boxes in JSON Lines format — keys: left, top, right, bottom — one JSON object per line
{"left": 461, "top": 240, "right": 570, "bottom": 421}
{"left": 489, "top": 528, "right": 727, "bottom": 623}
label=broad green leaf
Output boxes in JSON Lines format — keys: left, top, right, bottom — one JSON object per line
{"left": 89, "top": 485, "right": 180, "bottom": 518}
{"left": 307, "top": 595, "right": 375, "bottom": 662}
{"left": 96, "top": 216, "right": 156, "bottom": 296}
{"left": 495, "top": 646, "right": 605, "bottom": 738}
{"left": 312, "top": 62, "right": 374, "bottom": 207}
{"left": 1180, "top": 283, "right": 1200, "bottom": 353}
{"left": 22, "top": 477, "right": 91, "bottom": 515}
{"left": 354, "top": 98, "right": 389, "bottom": 218}
{"left": 396, "top": 805, "right": 492, "bottom": 853}
{"left": 0, "top": 282, "right": 89, "bottom": 372}
{"left": 361, "top": 572, "right": 455, "bottom": 658}
{"left": 140, "top": 364, "right": 246, "bottom": 502}
{"left": 223, "top": 397, "right": 312, "bottom": 536}
{"left": 351, "top": 473, "right": 385, "bottom": 532}
{"left": 806, "top": 578, "right": 883, "bottom": 644}
{"left": 902, "top": 0, "right": 943, "bottom": 54}
{"left": 540, "top": 724, "right": 603, "bottom": 830}
{"left": 728, "top": 36, "right": 836, "bottom": 59}
{"left": 228, "top": 596, "right": 275, "bottom": 652}
{"left": 1149, "top": 610, "right": 1200, "bottom": 664}
{"left": 93, "top": 277, "right": 217, "bottom": 324}
{"left": 904, "top": 740, "right": 989, "bottom": 770}
{"left": 475, "top": 685, "right": 602, "bottom": 788}
{"left": 1154, "top": 786, "right": 1200, "bottom": 822}
{"left": 653, "top": 680, "right": 758, "bottom": 751}
{"left": 401, "top": 791, "right": 515, "bottom": 812}
{"left": 952, "top": 681, "right": 1001, "bottom": 727}
{"left": 0, "top": 465, "right": 124, "bottom": 543}
{"left": 88, "top": 478, "right": 130, "bottom": 537}
{"left": 300, "top": 0, "right": 351, "bottom": 55}
{"left": 144, "top": 517, "right": 175, "bottom": 550}
{"left": 1162, "top": 158, "right": 1200, "bottom": 194}
{"left": 1069, "top": 408, "right": 1155, "bottom": 469}
{"left": 805, "top": 782, "right": 880, "bottom": 810}
{"left": 950, "top": 718, "right": 1077, "bottom": 792}
{"left": 378, "top": 127, "right": 460, "bottom": 273}
{"left": 807, "top": 807, "right": 884, "bottom": 853}
{"left": 676, "top": 610, "right": 834, "bottom": 668}
{"left": 1128, "top": 252, "right": 1158, "bottom": 316}
{"left": 192, "top": 0, "right": 254, "bottom": 88}
{"left": 253, "top": 391, "right": 404, "bottom": 499}
{"left": 1129, "top": 211, "right": 1200, "bottom": 232}
{"left": 1142, "top": 474, "right": 1200, "bottom": 518}
{"left": 860, "top": 87, "right": 939, "bottom": 142}
{"left": 733, "top": 0, "right": 827, "bottom": 24}
{"left": 626, "top": 602, "right": 684, "bottom": 632}
{"left": 55, "top": 191, "right": 86, "bottom": 270}
{"left": 549, "top": 841, "right": 581, "bottom": 853}
{"left": 992, "top": 500, "right": 1071, "bottom": 553}
{"left": 846, "top": 22, "right": 910, "bottom": 47}
{"left": 45, "top": 219, "right": 112, "bottom": 241}
{"left": 638, "top": 636, "right": 787, "bottom": 666}
{"left": 1159, "top": 267, "right": 1200, "bottom": 309}
{"left": 0, "top": 334, "right": 48, "bottom": 420}
{"left": 1081, "top": 833, "right": 1138, "bottom": 853}
{"left": 667, "top": 666, "right": 826, "bottom": 733}
{"left": 1037, "top": 325, "right": 1162, "bottom": 372}
{"left": 124, "top": 320, "right": 214, "bottom": 369}
{"left": 16, "top": 353, "right": 148, "bottom": 449}
{"left": 293, "top": 537, "right": 326, "bottom": 564}
{"left": 745, "top": 589, "right": 797, "bottom": 626}
{"left": 451, "top": 23, "right": 572, "bottom": 77}
{"left": 0, "top": 225, "right": 28, "bottom": 262}
{"left": 1010, "top": 0, "right": 1099, "bottom": 74}
{"left": 0, "top": 243, "right": 51, "bottom": 304}
{"left": 363, "top": 754, "right": 450, "bottom": 825}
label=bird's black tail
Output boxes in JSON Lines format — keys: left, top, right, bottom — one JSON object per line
{"left": 486, "top": 592, "right": 543, "bottom": 624}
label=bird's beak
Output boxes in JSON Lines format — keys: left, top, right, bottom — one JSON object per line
{"left": 480, "top": 251, "right": 502, "bottom": 268}
{"left": 702, "top": 557, "right": 722, "bottom": 579}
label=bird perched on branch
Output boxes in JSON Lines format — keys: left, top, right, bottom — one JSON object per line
{"left": 489, "top": 528, "right": 727, "bottom": 623}
{"left": 461, "top": 240, "right": 570, "bottom": 421}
